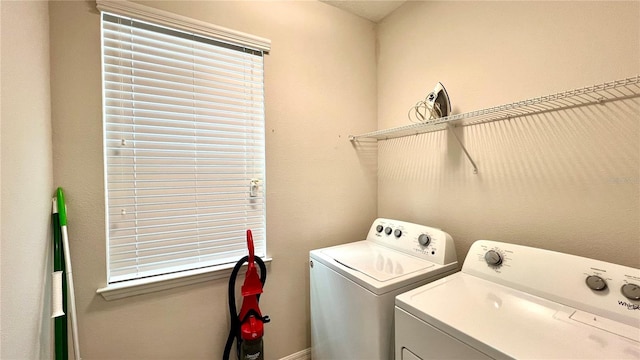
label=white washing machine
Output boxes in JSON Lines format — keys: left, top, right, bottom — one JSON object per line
{"left": 395, "top": 240, "right": 640, "bottom": 359}
{"left": 310, "top": 218, "right": 458, "bottom": 360}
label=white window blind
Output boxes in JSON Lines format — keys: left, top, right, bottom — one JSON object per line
{"left": 100, "top": 10, "right": 267, "bottom": 283}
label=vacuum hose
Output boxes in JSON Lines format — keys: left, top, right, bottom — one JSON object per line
{"left": 223, "top": 255, "right": 268, "bottom": 360}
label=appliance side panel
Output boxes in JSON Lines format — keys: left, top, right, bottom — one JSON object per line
{"left": 310, "top": 258, "right": 386, "bottom": 360}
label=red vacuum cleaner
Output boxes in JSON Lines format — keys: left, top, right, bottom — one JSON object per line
{"left": 223, "top": 230, "right": 269, "bottom": 360}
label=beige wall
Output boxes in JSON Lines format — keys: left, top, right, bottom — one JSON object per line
{"left": 376, "top": 1, "right": 640, "bottom": 267}
{"left": 5, "top": 1, "right": 639, "bottom": 358}
{"left": 1, "top": 1, "right": 53, "bottom": 358}
{"left": 49, "top": 1, "right": 377, "bottom": 359}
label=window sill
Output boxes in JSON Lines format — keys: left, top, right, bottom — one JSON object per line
{"left": 97, "top": 257, "right": 272, "bottom": 301}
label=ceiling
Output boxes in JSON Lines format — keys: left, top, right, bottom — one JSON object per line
{"left": 320, "top": 1, "right": 406, "bottom": 22}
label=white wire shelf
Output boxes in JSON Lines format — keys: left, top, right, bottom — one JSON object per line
{"left": 349, "top": 75, "right": 640, "bottom": 142}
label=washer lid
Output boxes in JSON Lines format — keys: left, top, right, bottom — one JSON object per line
{"left": 321, "top": 241, "right": 434, "bottom": 282}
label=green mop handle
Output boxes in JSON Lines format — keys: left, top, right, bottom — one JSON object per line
{"left": 52, "top": 198, "right": 68, "bottom": 360}
{"left": 57, "top": 188, "right": 81, "bottom": 360}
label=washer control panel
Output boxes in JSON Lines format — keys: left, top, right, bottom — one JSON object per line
{"left": 464, "top": 240, "right": 640, "bottom": 328}
{"left": 367, "top": 218, "right": 457, "bottom": 266}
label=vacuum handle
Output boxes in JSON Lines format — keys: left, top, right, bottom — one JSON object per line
{"left": 246, "top": 230, "right": 255, "bottom": 265}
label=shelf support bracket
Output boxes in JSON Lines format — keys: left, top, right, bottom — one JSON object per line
{"left": 447, "top": 124, "right": 478, "bottom": 174}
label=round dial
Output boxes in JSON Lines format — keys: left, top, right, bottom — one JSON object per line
{"left": 484, "top": 250, "right": 503, "bottom": 266}
{"left": 384, "top": 227, "right": 393, "bottom": 235}
{"left": 394, "top": 229, "right": 402, "bottom": 238}
{"left": 418, "top": 234, "right": 431, "bottom": 247}
{"left": 585, "top": 275, "right": 607, "bottom": 291}
{"left": 376, "top": 225, "right": 384, "bottom": 233}
{"left": 621, "top": 283, "right": 640, "bottom": 301}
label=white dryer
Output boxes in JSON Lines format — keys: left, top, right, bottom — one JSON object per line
{"left": 395, "top": 240, "right": 640, "bottom": 359}
{"left": 310, "top": 218, "right": 458, "bottom": 360}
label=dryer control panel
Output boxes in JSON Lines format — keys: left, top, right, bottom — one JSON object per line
{"left": 367, "top": 218, "right": 457, "bottom": 266}
{"left": 463, "top": 240, "right": 640, "bottom": 330}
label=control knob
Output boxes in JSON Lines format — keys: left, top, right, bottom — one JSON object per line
{"left": 385, "top": 227, "right": 393, "bottom": 235}
{"left": 418, "top": 234, "right": 431, "bottom": 247}
{"left": 394, "top": 229, "right": 402, "bottom": 238}
{"left": 376, "top": 225, "right": 384, "bottom": 233}
{"left": 585, "top": 275, "right": 607, "bottom": 291}
{"left": 621, "top": 283, "right": 640, "bottom": 301}
{"left": 484, "top": 250, "right": 503, "bottom": 266}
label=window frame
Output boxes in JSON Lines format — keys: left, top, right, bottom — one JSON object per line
{"left": 96, "top": 0, "right": 271, "bottom": 300}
